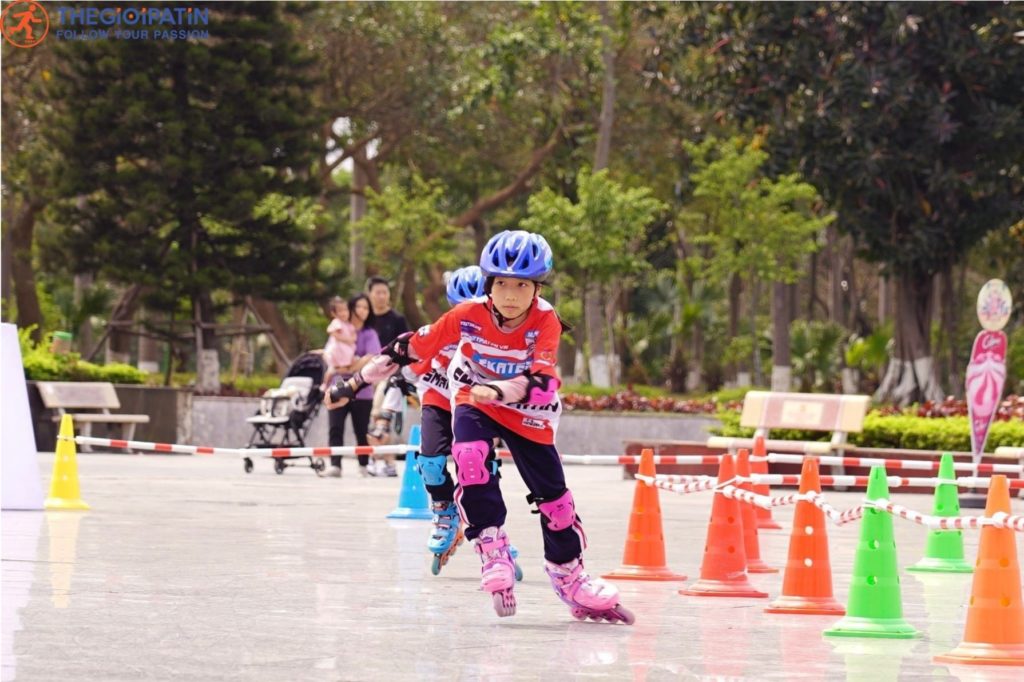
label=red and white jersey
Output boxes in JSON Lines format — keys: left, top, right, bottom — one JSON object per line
{"left": 410, "top": 343, "right": 457, "bottom": 412}
{"left": 409, "top": 297, "right": 562, "bottom": 444}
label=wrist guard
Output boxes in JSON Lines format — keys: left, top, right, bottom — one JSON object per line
{"left": 382, "top": 332, "right": 416, "bottom": 366}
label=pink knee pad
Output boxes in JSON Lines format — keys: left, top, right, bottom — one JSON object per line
{"left": 537, "top": 489, "right": 576, "bottom": 531}
{"left": 452, "top": 440, "right": 491, "bottom": 487}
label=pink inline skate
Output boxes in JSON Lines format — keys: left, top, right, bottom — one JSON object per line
{"left": 474, "top": 526, "right": 517, "bottom": 617}
{"left": 545, "top": 558, "right": 635, "bottom": 624}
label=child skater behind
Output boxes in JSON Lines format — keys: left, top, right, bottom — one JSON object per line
{"left": 330, "top": 230, "right": 634, "bottom": 624}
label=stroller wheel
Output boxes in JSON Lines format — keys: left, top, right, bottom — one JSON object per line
{"left": 274, "top": 459, "right": 286, "bottom": 475}
{"left": 243, "top": 457, "right": 253, "bottom": 474}
{"left": 312, "top": 458, "right": 326, "bottom": 475}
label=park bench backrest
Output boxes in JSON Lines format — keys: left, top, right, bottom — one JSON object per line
{"left": 740, "top": 390, "right": 869, "bottom": 447}
{"left": 37, "top": 381, "right": 121, "bottom": 411}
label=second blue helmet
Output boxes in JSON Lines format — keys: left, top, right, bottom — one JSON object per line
{"left": 479, "top": 230, "right": 553, "bottom": 282}
{"left": 446, "top": 265, "right": 486, "bottom": 305}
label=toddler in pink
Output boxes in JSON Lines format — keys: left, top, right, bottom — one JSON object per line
{"left": 323, "top": 298, "right": 356, "bottom": 374}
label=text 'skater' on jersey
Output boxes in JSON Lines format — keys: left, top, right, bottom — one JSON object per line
{"left": 410, "top": 343, "right": 457, "bottom": 412}
{"left": 408, "top": 298, "right": 562, "bottom": 444}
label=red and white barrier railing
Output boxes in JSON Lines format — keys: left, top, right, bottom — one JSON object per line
{"left": 654, "top": 473, "right": 1024, "bottom": 490}
{"left": 766, "top": 452, "right": 1024, "bottom": 475}
{"left": 72, "top": 435, "right": 415, "bottom": 458}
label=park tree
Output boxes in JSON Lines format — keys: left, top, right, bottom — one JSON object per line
{"left": 645, "top": 1, "right": 1024, "bottom": 403}
{"left": 1, "top": 40, "right": 56, "bottom": 340}
{"left": 678, "top": 136, "right": 830, "bottom": 387}
{"left": 310, "top": 2, "right": 607, "bottom": 331}
{"left": 522, "top": 169, "right": 665, "bottom": 385}
{"left": 45, "top": 3, "right": 321, "bottom": 390}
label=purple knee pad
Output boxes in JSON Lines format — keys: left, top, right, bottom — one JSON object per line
{"left": 537, "top": 489, "right": 576, "bottom": 531}
{"left": 452, "top": 440, "right": 491, "bottom": 487}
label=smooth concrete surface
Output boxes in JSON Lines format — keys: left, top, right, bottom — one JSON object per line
{"left": 3, "top": 451, "right": 1023, "bottom": 681}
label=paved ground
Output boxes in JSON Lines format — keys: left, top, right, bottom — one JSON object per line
{"left": 3, "top": 449, "right": 1023, "bottom": 681}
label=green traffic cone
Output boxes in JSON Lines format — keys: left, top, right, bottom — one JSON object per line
{"left": 907, "top": 453, "right": 972, "bottom": 574}
{"left": 824, "top": 466, "right": 920, "bottom": 640}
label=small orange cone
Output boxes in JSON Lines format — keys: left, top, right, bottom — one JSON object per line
{"left": 736, "top": 448, "right": 777, "bottom": 573}
{"left": 603, "top": 448, "right": 687, "bottom": 581}
{"left": 752, "top": 436, "right": 782, "bottom": 530}
{"left": 765, "top": 457, "right": 845, "bottom": 615}
{"left": 680, "top": 453, "right": 767, "bottom": 598}
{"left": 935, "top": 475, "right": 1024, "bottom": 666}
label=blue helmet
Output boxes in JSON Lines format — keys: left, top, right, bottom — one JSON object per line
{"left": 479, "top": 230, "right": 553, "bottom": 282}
{"left": 446, "top": 265, "right": 486, "bottom": 305}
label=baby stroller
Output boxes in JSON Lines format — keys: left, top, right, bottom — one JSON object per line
{"left": 242, "top": 351, "right": 327, "bottom": 475}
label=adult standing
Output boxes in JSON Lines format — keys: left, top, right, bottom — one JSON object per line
{"left": 324, "top": 293, "right": 381, "bottom": 478}
{"left": 365, "top": 276, "right": 409, "bottom": 476}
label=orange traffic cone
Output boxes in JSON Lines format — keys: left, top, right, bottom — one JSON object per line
{"left": 736, "top": 448, "right": 777, "bottom": 573}
{"left": 935, "top": 475, "right": 1024, "bottom": 666}
{"left": 765, "top": 457, "right": 845, "bottom": 615}
{"left": 752, "top": 436, "right": 782, "bottom": 530}
{"left": 603, "top": 448, "right": 687, "bottom": 581}
{"left": 680, "top": 453, "right": 767, "bottom": 598}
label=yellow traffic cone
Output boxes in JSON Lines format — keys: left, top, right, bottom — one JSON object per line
{"left": 44, "top": 415, "right": 90, "bottom": 511}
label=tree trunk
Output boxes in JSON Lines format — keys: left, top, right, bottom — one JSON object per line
{"left": 1, "top": 203, "right": 13, "bottom": 322}
{"left": 227, "top": 304, "right": 248, "bottom": 380}
{"left": 771, "top": 280, "right": 792, "bottom": 391}
{"left": 400, "top": 264, "right": 425, "bottom": 330}
{"left": 728, "top": 272, "right": 742, "bottom": 339}
{"left": 750, "top": 278, "right": 763, "bottom": 386}
{"left": 105, "top": 284, "right": 143, "bottom": 364}
{"left": 593, "top": 0, "right": 616, "bottom": 172}
{"left": 874, "top": 270, "right": 944, "bottom": 405}
{"left": 9, "top": 197, "right": 44, "bottom": 340}
{"left": 349, "top": 147, "right": 369, "bottom": 286}
{"left": 937, "top": 263, "right": 962, "bottom": 398}
{"left": 827, "top": 225, "right": 845, "bottom": 325}
{"left": 137, "top": 309, "right": 161, "bottom": 374}
{"left": 73, "top": 273, "right": 94, "bottom": 353}
{"left": 249, "top": 296, "right": 297, "bottom": 372}
{"left": 193, "top": 290, "right": 220, "bottom": 394}
{"left": 585, "top": 284, "right": 611, "bottom": 387}
{"left": 554, "top": 282, "right": 577, "bottom": 382}
{"left": 877, "top": 273, "right": 888, "bottom": 325}
{"left": 668, "top": 265, "right": 687, "bottom": 393}
{"left": 582, "top": 1, "right": 617, "bottom": 389}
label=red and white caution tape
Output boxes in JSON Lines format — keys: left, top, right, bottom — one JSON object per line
{"left": 72, "top": 435, "right": 415, "bottom": 458}
{"left": 864, "top": 499, "right": 1024, "bottom": 531}
{"left": 633, "top": 474, "right": 717, "bottom": 494}
{"left": 637, "top": 473, "right": 1024, "bottom": 531}
{"left": 742, "top": 473, "right": 1024, "bottom": 490}
{"left": 766, "top": 452, "right": 1024, "bottom": 475}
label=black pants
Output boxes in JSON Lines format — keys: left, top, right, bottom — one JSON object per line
{"left": 328, "top": 399, "right": 373, "bottom": 467}
{"left": 452, "top": 405, "right": 584, "bottom": 564}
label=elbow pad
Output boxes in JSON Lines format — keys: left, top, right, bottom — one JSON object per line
{"left": 483, "top": 372, "right": 560, "bottom": 406}
{"left": 355, "top": 354, "right": 400, "bottom": 385}
{"left": 525, "top": 372, "right": 560, "bottom": 405}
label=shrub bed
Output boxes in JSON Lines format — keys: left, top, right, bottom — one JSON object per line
{"left": 715, "top": 407, "right": 1024, "bottom": 451}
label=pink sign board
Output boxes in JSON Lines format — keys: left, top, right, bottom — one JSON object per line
{"left": 964, "top": 330, "right": 1007, "bottom": 456}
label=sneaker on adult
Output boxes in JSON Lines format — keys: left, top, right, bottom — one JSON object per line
{"left": 326, "top": 466, "right": 342, "bottom": 478}
{"left": 360, "top": 465, "right": 372, "bottom": 478}
{"left": 384, "top": 464, "right": 398, "bottom": 478}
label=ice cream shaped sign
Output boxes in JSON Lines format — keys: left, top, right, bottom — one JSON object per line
{"left": 965, "top": 279, "right": 1011, "bottom": 456}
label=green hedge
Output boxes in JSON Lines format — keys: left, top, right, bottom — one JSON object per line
{"left": 19, "top": 327, "right": 147, "bottom": 384}
{"left": 714, "top": 410, "right": 1024, "bottom": 451}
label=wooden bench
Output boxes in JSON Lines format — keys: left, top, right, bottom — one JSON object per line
{"left": 36, "top": 381, "right": 150, "bottom": 452}
{"left": 707, "top": 390, "right": 870, "bottom": 456}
